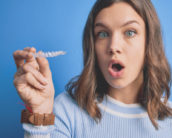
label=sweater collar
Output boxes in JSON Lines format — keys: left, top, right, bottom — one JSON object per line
{"left": 106, "top": 94, "right": 142, "bottom": 108}
{"left": 97, "top": 94, "right": 148, "bottom": 118}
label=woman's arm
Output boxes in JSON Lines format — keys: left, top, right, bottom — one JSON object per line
{"left": 22, "top": 92, "right": 74, "bottom": 138}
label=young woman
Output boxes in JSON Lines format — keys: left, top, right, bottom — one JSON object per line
{"left": 13, "top": 0, "right": 172, "bottom": 137}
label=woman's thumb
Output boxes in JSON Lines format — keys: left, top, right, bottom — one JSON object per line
{"left": 36, "top": 51, "right": 52, "bottom": 78}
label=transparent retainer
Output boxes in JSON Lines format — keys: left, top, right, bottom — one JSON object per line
{"left": 32, "top": 51, "right": 66, "bottom": 58}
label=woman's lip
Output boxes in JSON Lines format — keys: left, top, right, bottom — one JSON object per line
{"left": 108, "top": 67, "right": 124, "bottom": 78}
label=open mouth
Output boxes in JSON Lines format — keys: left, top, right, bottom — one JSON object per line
{"left": 112, "top": 63, "right": 124, "bottom": 72}
{"left": 108, "top": 59, "right": 125, "bottom": 78}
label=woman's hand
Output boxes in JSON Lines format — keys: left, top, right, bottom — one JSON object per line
{"left": 13, "top": 47, "right": 55, "bottom": 114}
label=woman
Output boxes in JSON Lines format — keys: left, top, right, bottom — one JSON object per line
{"left": 13, "top": 0, "right": 172, "bottom": 137}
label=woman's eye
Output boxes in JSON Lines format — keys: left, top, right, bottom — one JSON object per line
{"left": 125, "top": 30, "right": 136, "bottom": 37}
{"left": 97, "top": 31, "right": 109, "bottom": 38}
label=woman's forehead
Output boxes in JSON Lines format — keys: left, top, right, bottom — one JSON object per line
{"left": 94, "top": 2, "right": 144, "bottom": 28}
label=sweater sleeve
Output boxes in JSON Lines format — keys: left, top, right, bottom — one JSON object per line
{"left": 23, "top": 92, "right": 75, "bottom": 138}
{"left": 23, "top": 125, "right": 52, "bottom": 138}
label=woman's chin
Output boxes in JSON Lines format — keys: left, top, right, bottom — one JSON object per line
{"left": 107, "top": 80, "right": 129, "bottom": 89}
{"left": 108, "top": 82, "right": 126, "bottom": 89}
{"left": 110, "top": 85, "right": 125, "bottom": 89}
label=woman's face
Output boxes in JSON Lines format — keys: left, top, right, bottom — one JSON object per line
{"left": 94, "top": 2, "right": 146, "bottom": 90}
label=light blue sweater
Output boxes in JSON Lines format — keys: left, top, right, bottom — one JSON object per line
{"left": 23, "top": 92, "right": 172, "bottom": 138}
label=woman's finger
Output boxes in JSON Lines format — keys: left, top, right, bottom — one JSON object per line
{"left": 23, "top": 47, "right": 37, "bottom": 62}
{"left": 36, "top": 51, "right": 52, "bottom": 79}
{"left": 13, "top": 50, "right": 33, "bottom": 69}
{"left": 22, "top": 63, "right": 48, "bottom": 85}
{"left": 25, "top": 72, "right": 47, "bottom": 90}
{"left": 14, "top": 67, "right": 25, "bottom": 79}
{"left": 23, "top": 47, "right": 40, "bottom": 70}
{"left": 24, "top": 47, "right": 36, "bottom": 52}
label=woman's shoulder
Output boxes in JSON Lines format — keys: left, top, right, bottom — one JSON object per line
{"left": 54, "top": 91, "right": 77, "bottom": 107}
{"left": 53, "top": 91, "right": 80, "bottom": 115}
{"left": 54, "top": 91, "right": 73, "bottom": 101}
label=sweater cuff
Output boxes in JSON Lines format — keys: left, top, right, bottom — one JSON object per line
{"left": 24, "top": 132, "right": 50, "bottom": 138}
{"left": 23, "top": 123, "right": 55, "bottom": 135}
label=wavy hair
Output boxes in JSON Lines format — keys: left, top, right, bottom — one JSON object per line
{"left": 65, "top": 0, "right": 172, "bottom": 130}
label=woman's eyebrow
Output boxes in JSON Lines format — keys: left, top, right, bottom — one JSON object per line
{"left": 94, "top": 20, "right": 140, "bottom": 29}
{"left": 120, "top": 20, "right": 140, "bottom": 28}
{"left": 94, "top": 22, "right": 109, "bottom": 29}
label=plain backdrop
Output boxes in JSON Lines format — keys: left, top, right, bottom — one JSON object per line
{"left": 0, "top": 0, "right": 172, "bottom": 137}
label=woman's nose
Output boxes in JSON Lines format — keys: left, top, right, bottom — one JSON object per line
{"left": 107, "top": 35, "right": 122, "bottom": 55}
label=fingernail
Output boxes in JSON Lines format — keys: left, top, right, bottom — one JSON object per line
{"left": 42, "top": 79, "right": 48, "bottom": 85}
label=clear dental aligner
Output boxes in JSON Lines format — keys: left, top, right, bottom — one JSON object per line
{"left": 32, "top": 51, "right": 66, "bottom": 58}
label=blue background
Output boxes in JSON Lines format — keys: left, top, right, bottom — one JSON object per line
{"left": 0, "top": 0, "right": 172, "bottom": 137}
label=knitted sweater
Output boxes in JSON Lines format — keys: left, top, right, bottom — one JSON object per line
{"left": 23, "top": 92, "right": 172, "bottom": 138}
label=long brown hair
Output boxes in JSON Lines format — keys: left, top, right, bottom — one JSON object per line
{"left": 65, "top": 0, "right": 172, "bottom": 130}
